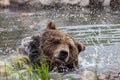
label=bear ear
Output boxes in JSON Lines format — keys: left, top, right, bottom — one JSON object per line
{"left": 47, "top": 21, "right": 56, "bottom": 30}
{"left": 77, "top": 42, "right": 85, "bottom": 53}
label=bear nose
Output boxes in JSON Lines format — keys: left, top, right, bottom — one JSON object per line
{"left": 59, "top": 50, "right": 68, "bottom": 62}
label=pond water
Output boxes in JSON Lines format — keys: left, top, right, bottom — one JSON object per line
{"left": 0, "top": 8, "right": 120, "bottom": 74}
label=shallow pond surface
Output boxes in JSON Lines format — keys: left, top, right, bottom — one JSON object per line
{"left": 0, "top": 8, "right": 120, "bottom": 74}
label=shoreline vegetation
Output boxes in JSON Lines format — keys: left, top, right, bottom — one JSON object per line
{"left": 0, "top": 51, "right": 51, "bottom": 80}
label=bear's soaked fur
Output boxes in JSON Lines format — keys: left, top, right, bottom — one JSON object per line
{"left": 25, "top": 21, "right": 85, "bottom": 71}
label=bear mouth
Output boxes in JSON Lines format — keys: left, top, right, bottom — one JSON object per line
{"left": 52, "top": 63, "right": 74, "bottom": 72}
{"left": 55, "top": 57, "right": 67, "bottom": 64}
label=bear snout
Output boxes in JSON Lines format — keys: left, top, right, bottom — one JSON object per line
{"left": 54, "top": 49, "right": 69, "bottom": 64}
{"left": 58, "top": 50, "right": 68, "bottom": 62}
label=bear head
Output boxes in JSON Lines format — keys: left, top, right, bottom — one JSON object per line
{"left": 26, "top": 21, "right": 85, "bottom": 71}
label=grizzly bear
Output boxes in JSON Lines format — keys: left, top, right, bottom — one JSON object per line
{"left": 24, "top": 21, "right": 85, "bottom": 71}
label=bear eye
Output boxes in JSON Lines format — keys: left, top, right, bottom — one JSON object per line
{"left": 53, "top": 40, "right": 60, "bottom": 44}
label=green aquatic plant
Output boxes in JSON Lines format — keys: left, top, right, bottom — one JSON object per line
{"left": 94, "top": 55, "right": 99, "bottom": 80}
{"left": 34, "top": 55, "right": 50, "bottom": 80}
{"left": 68, "top": 78, "right": 72, "bottom": 80}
